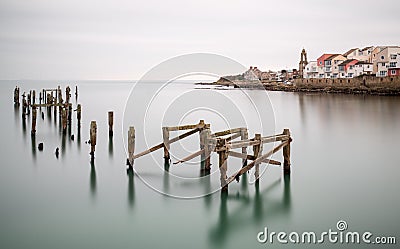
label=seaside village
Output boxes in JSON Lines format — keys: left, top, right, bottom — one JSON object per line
{"left": 241, "top": 46, "right": 400, "bottom": 82}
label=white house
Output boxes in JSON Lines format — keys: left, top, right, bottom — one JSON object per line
{"left": 353, "top": 61, "right": 373, "bottom": 77}
{"left": 374, "top": 46, "right": 400, "bottom": 76}
{"left": 344, "top": 46, "right": 374, "bottom": 62}
{"left": 304, "top": 61, "right": 318, "bottom": 78}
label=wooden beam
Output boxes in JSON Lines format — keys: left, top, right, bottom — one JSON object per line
{"left": 166, "top": 121, "right": 207, "bottom": 131}
{"left": 226, "top": 141, "right": 289, "bottom": 185}
{"left": 228, "top": 151, "right": 281, "bottom": 165}
{"left": 225, "top": 133, "right": 241, "bottom": 142}
{"left": 173, "top": 149, "right": 205, "bottom": 164}
{"left": 262, "top": 134, "right": 290, "bottom": 144}
{"left": 132, "top": 128, "right": 199, "bottom": 160}
{"left": 211, "top": 127, "right": 244, "bottom": 137}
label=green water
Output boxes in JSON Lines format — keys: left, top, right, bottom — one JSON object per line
{"left": 0, "top": 80, "right": 399, "bottom": 248}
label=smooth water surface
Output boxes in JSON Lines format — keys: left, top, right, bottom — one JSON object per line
{"left": 0, "top": 80, "right": 399, "bottom": 249}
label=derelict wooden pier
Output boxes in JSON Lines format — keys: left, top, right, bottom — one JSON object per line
{"left": 127, "top": 120, "right": 292, "bottom": 192}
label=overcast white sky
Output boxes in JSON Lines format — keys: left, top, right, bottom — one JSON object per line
{"left": 0, "top": 0, "right": 399, "bottom": 80}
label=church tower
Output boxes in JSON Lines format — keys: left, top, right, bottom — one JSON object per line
{"left": 299, "top": 48, "right": 308, "bottom": 78}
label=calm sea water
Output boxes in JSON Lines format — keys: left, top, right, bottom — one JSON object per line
{"left": 0, "top": 80, "right": 399, "bottom": 249}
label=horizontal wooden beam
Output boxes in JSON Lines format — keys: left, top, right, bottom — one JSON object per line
{"left": 133, "top": 128, "right": 199, "bottom": 160}
{"left": 173, "top": 149, "right": 205, "bottom": 164}
{"left": 226, "top": 141, "right": 289, "bottom": 184}
{"left": 228, "top": 151, "right": 281, "bottom": 165}
{"left": 262, "top": 134, "right": 290, "bottom": 144}
{"left": 211, "top": 127, "right": 245, "bottom": 137}
{"left": 166, "top": 123, "right": 208, "bottom": 131}
{"left": 226, "top": 133, "right": 241, "bottom": 142}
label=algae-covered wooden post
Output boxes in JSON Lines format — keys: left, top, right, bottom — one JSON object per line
{"left": 283, "top": 129, "right": 291, "bottom": 174}
{"left": 62, "top": 109, "right": 67, "bottom": 133}
{"left": 90, "top": 121, "right": 97, "bottom": 161}
{"left": 77, "top": 104, "right": 81, "bottom": 127}
{"left": 128, "top": 127, "right": 135, "bottom": 167}
{"left": 108, "top": 111, "right": 114, "bottom": 136}
{"left": 253, "top": 133, "right": 262, "bottom": 183}
{"left": 217, "top": 138, "right": 228, "bottom": 192}
{"left": 162, "top": 127, "right": 170, "bottom": 163}
{"left": 240, "top": 128, "right": 248, "bottom": 167}
{"left": 31, "top": 105, "right": 37, "bottom": 135}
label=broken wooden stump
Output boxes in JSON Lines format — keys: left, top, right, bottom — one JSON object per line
{"left": 31, "top": 105, "right": 37, "bottom": 135}
{"left": 90, "top": 121, "right": 97, "bottom": 161}
{"left": 77, "top": 104, "right": 81, "bottom": 127}
{"left": 127, "top": 127, "right": 135, "bottom": 167}
{"left": 240, "top": 128, "right": 248, "bottom": 167}
{"left": 217, "top": 138, "right": 228, "bottom": 192}
{"left": 108, "top": 111, "right": 114, "bottom": 136}
{"left": 162, "top": 127, "right": 169, "bottom": 163}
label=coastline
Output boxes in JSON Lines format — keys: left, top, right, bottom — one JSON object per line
{"left": 196, "top": 80, "right": 400, "bottom": 96}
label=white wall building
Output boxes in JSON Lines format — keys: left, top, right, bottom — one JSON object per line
{"left": 304, "top": 61, "right": 318, "bottom": 78}
{"left": 354, "top": 62, "right": 373, "bottom": 77}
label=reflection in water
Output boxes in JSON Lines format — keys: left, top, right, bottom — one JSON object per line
{"left": 201, "top": 170, "right": 212, "bottom": 209}
{"left": 14, "top": 104, "right": 20, "bottom": 124}
{"left": 209, "top": 177, "right": 291, "bottom": 247}
{"left": 108, "top": 134, "right": 113, "bottom": 158}
{"left": 163, "top": 161, "right": 170, "bottom": 194}
{"left": 77, "top": 126, "right": 81, "bottom": 151}
{"left": 30, "top": 134, "right": 36, "bottom": 161}
{"left": 22, "top": 115, "right": 27, "bottom": 138}
{"left": 90, "top": 160, "right": 96, "bottom": 198}
{"left": 127, "top": 167, "right": 135, "bottom": 209}
{"left": 61, "top": 133, "right": 66, "bottom": 158}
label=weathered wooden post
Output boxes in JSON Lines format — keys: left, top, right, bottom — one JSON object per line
{"left": 75, "top": 85, "right": 78, "bottom": 99}
{"left": 77, "top": 104, "right": 81, "bottom": 127}
{"left": 28, "top": 91, "right": 31, "bottom": 106}
{"left": 90, "top": 121, "right": 97, "bottom": 161}
{"left": 204, "top": 125, "right": 212, "bottom": 171}
{"left": 31, "top": 105, "right": 37, "bottom": 135}
{"left": 22, "top": 93, "right": 27, "bottom": 118}
{"left": 127, "top": 127, "right": 135, "bottom": 167}
{"left": 32, "top": 90, "right": 36, "bottom": 105}
{"left": 199, "top": 120, "right": 206, "bottom": 166}
{"left": 217, "top": 138, "right": 228, "bottom": 192}
{"left": 283, "top": 129, "right": 291, "bottom": 174}
{"left": 62, "top": 108, "right": 67, "bottom": 133}
{"left": 162, "top": 127, "right": 170, "bottom": 163}
{"left": 58, "top": 86, "right": 63, "bottom": 115}
{"left": 68, "top": 104, "right": 72, "bottom": 124}
{"left": 253, "top": 133, "right": 262, "bottom": 183}
{"left": 14, "top": 86, "right": 20, "bottom": 105}
{"left": 108, "top": 111, "right": 114, "bottom": 136}
{"left": 66, "top": 86, "right": 71, "bottom": 103}
{"left": 240, "top": 128, "right": 248, "bottom": 167}
{"left": 39, "top": 91, "right": 42, "bottom": 105}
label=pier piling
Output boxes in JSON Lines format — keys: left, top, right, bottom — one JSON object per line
{"left": 283, "top": 129, "right": 291, "bottom": 174}
{"left": 108, "top": 111, "right": 114, "bottom": 136}
{"left": 90, "top": 121, "right": 97, "bottom": 161}
{"left": 128, "top": 127, "right": 135, "bottom": 167}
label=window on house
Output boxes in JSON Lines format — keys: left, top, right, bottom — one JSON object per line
{"left": 391, "top": 70, "right": 396, "bottom": 75}
{"left": 390, "top": 54, "right": 397, "bottom": 60}
{"left": 341, "top": 73, "right": 345, "bottom": 76}
{"left": 389, "top": 62, "right": 397, "bottom": 67}
{"left": 381, "top": 56, "right": 385, "bottom": 60}
{"left": 382, "top": 63, "right": 385, "bottom": 66}
{"left": 349, "top": 65, "right": 354, "bottom": 69}
{"left": 379, "top": 71, "right": 387, "bottom": 76}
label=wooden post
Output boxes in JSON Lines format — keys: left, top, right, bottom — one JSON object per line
{"left": 199, "top": 122, "right": 206, "bottom": 168}
{"left": 62, "top": 108, "right": 67, "bottom": 133}
{"left": 14, "top": 86, "right": 20, "bottom": 105}
{"left": 240, "top": 128, "right": 248, "bottom": 167}
{"left": 108, "top": 111, "right": 114, "bottom": 136}
{"left": 128, "top": 127, "right": 135, "bottom": 167}
{"left": 75, "top": 85, "right": 78, "bottom": 99}
{"left": 22, "top": 93, "right": 27, "bottom": 118}
{"left": 39, "top": 91, "right": 42, "bottom": 105}
{"left": 90, "top": 121, "right": 97, "bottom": 160}
{"left": 32, "top": 90, "right": 36, "bottom": 105}
{"left": 28, "top": 91, "right": 31, "bottom": 106}
{"left": 253, "top": 133, "right": 262, "bottom": 183}
{"left": 68, "top": 104, "right": 72, "bottom": 124}
{"left": 217, "top": 138, "right": 228, "bottom": 192}
{"left": 283, "top": 129, "right": 291, "bottom": 174}
{"left": 66, "top": 86, "right": 71, "bottom": 104}
{"left": 162, "top": 127, "right": 170, "bottom": 163}
{"left": 204, "top": 125, "right": 211, "bottom": 171}
{"left": 58, "top": 86, "right": 63, "bottom": 115}
{"left": 77, "top": 104, "right": 81, "bottom": 127}
{"left": 31, "top": 105, "right": 37, "bottom": 135}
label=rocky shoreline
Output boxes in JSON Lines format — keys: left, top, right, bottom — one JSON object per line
{"left": 196, "top": 81, "right": 400, "bottom": 96}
